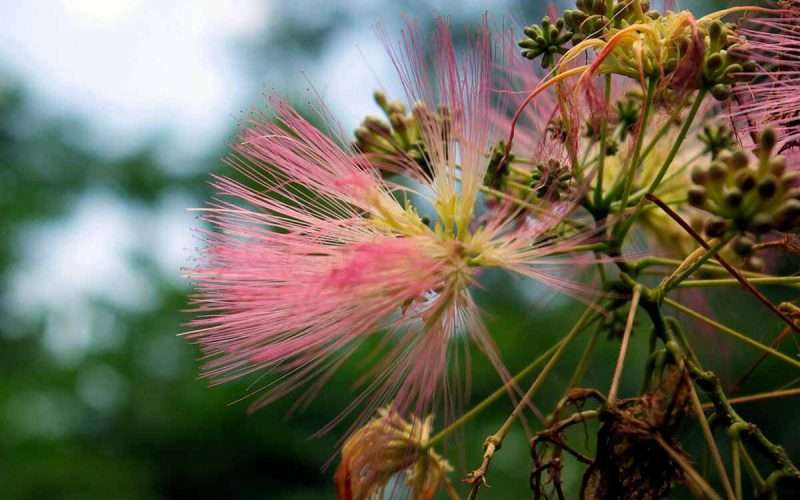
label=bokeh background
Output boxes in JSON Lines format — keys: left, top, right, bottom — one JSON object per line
{"left": 2, "top": 1, "right": 797, "bottom": 499}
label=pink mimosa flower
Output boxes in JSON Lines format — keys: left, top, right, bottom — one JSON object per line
{"left": 732, "top": 1, "right": 800, "bottom": 151}
{"left": 186, "top": 18, "right": 599, "bottom": 428}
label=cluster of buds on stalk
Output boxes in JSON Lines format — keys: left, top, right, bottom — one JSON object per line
{"left": 698, "top": 123, "right": 736, "bottom": 159}
{"left": 518, "top": 16, "right": 573, "bottom": 68}
{"left": 564, "top": 0, "right": 661, "bottom": 43}
{"left": 700, "top": 20, "right": 757, "bottom": 101}
{"left": 688, "top": 129, "right": 800, "bottom": 241}
{"left": 354, "top": 91, "right": 429, "bottom": 176}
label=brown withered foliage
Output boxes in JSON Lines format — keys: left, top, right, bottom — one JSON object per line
{"left": 579, "top": 368, "right": 691, "bottom": 500}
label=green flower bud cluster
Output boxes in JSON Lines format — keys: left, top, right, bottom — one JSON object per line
{"left": 354, "top": 91, "right": 452, "bottom": 179}
{"left": 698, "top": 123, "right": 736, "bottom": 159}
{"left": 701, "top": 20, "right": 757, "bottom": 101}
{"left": 529, "top": 159, "right": 574, "bottom": 201}
{"left": 519, "top": 16, "right": 573, "bottom": 68}
{"left": 688, "top": 129, "right": 800, "bottom": 238}
{"left": 485, "top": 142, "right": 512, "bottom": 190}
{"left": 564, "top": 0, "right": 659, "bottom": 44}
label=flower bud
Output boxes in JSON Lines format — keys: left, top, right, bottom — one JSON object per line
{"left": 775, "top": 199, "right": 800, "bottom": 230}
{"left": 706, "top": 217, "right": 728, "bottom": 237}
{"left": 724, "top": 188, "right": 743, "bottom": 209}
{"left": 750, "top": 213, "right": 773, "bottom": 234}
{"left": 735, "top": 170, "right": 756, "bottom": 192}
{"left": 690, "top": 165, "right": 708, "bottom": 185}
{"left": 727, "top": 150, "right": 749, "bottom": 170}
{"left": 770, "top": 156, "right": 787, "bottom": 177}
{"left": 733, "top": 235, "right": 754, "bottom": 256}
{"left": 688, "top": 187, "right": 707, "bottom": 207}
{"left": 757, "top": 175, "right": 778, "bottom": 200}
{"left": 711, "top": 84, "right": 731, "bottom": 101}
{"left": 374, "top": 90, "right": 389, "bottom": 110}
{"left": 759, "top": 128, "right": 776, "bottom": 154}
{"left": 706, "top": 53, "right": 723, "bottom": 72}
{"left": 746, "top": 256, "right": 765, "bottom": 273}
{"left": 708, "top": 161, "right": 727, "bottom": 182}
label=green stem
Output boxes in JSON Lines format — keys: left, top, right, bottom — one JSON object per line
{"left": 645, "top": 88, "right": 707, "bottom": 196}
{"left": 423, "top": 335, "right": 567, "bottom": 450}
{"left": 463, "top": 303, "right": 599, "bottom": 493}
{"left": 568, "top": 323, "right": 602, "bottom": 388}
{"left": 618, "top": 78, "right": 657, "bottom": 215}
{"left": 686, "top": 371, "right": 737, "bottom": 500}
{"left": 664, "top": 298, "right": 800, "bottom": 370}
{"left": 594, "top": 74, "right": 612, "bottom": 207}
{"left": 676, "top": 276, "right": 800, "bottom": 288}
{"left": 615, "top": 88, "right": 707, "bottom": 239}
{"left": 658, "top": 235, "right": 733, "bottom": 295}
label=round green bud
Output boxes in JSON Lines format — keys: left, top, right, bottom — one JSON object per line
{"left": 733, "top": 235, "right": 755, "bottom": 256}
{"left": 742, "top": 61, "right": 757, "bottom": 74}
{"left": 735, "top": 170, "right": 756, "bottom": 192}
{"left": 725, "top": 188, "right": 744, "bottom": 209}
{"left": 728, "top": 150, "right": 749, "bottom": 170}
{"left": 757, "top": 175, "right": 778, "bottom": 200}
{"left": 708, "top": 161, "right": 727, "bottom": 182}
{"left": 759, "top": 128, "right": 777, "bottom": 153}
{"left": 746, "top": 256, "right": 765, "bottom": 273}
{"left": 388, "top": 101, "right": 406, "bottom": 115}
{"left": 711, "top": 83, "right": 731, "bottom": 101}
{"left": 688, "top": 186, "right": 707, "bottom": 207}
{"left": 691, "top": 165, "right": 708, "bottom": 185}
{"left": 354, "top": 126, "right": 371, "bottom": 143}
{"left": 706, "top": 53, "right": 723, "bottom": 71}
{"left": 770, "top": 156, "right": 787, "bottom": 177}
{"left": 775, "top": 199, "right": 800, "bottom": 231}
{"left": 750, "top": 213, "right": 774, "bottom": 234}
{"left": 709, "top": 20, "right": 723, "bottom": 39}
{"left": 706, "top": 217, "right": 728, "bottom": 237}
{"left": 373, "top": 90, "right": 388, "bottom": 109}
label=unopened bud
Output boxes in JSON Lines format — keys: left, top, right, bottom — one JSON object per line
{"left": 708, "top": 161, "right": 727, "bottom": 182}
{"left": 688, "top": 187, "right": 707, "bottom": 207}
{"left": 724, "top": 188, "right": 744, "bottom": 209}
{"left": 709, "top": 20, "right": 723, "bottom": 40}
{"left": 728, "top": 150, "right": 749, "bottom": 170}
{"left": 747, "top": 256, "right": 765, "bottom": 273}
{"left": 733, "top": 236, "right": 754, "bottom": 256}
{"left": 759, "top": 128, "right": 776, "bottom": 154}
{"left": 770, "top": 156, "right": 787, "bottom": 177}
{"left": 776, "top": 199, "right": 800, "bottom": 229}
{"left": 750, "top": 213, "right": 773, "bottom": 234}
{"left": 711, "top": 84, "right": 731, "bottom": 101}
{"left": 757, "top": 175, "right": 778, "bottom": 199}
{"left": 691, "top": 166, "right": 708, "bottom": 185}
{"left": 706, "top": 218, "right": 728, "bottom": 237}
{"left": 735, "top": 170, "right": 756, "bottom": 192}
{"left": 706, "top": 53, "right": 723, "bottom": 71}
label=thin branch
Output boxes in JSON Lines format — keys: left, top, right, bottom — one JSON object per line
{"left": 608, "top": 285, "right": 641, "bottom": 402}
{"left": 463, "top": 303, "right": 599, "bottom": 496}
{"left": 664, "top": 298, "right": 800, "bottom": 370}
{"left": 702, "top": 388, "right": 800, "bottom": 410}
{"left": 646, "top": 192, "right": 800, "bottom": 336}
{"left": 685, "top": 371, "right": 737, "bottom": 500}
{"left": 654, "top": 434, "right": 724, "bottom": 500}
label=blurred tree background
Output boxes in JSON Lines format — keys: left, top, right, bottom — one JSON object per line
{"left": 1, "top": 1, "right": 796, "bottom": 499}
